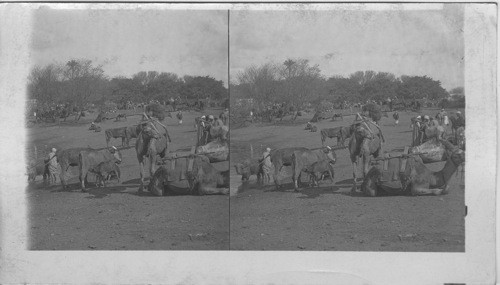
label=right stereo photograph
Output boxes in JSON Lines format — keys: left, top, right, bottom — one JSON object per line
{"left": 229, "top": 5, "right": 465, "bottom": 251}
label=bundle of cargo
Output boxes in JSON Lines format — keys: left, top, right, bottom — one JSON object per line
{"left": 409, "top": 138, "right": 447, "bottom": 164}
{"left": 196, "top": 141, "right": 229, "bottom": 163}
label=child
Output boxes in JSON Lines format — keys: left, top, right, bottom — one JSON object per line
{"left": 392, "top": 111, "right": 399, "bottom": 126}
{"left": 176, "top": 111, "right": 183, "bottom": 125}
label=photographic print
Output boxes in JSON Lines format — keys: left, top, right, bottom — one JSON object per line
{"left": 230, "top": 5, "right": 466, "bottom": 251}
{"left": 0, "top": 3, "right": 496, "bottom": 285}
{"left": 26, "top": 6, "right": 230, "bottom": 250}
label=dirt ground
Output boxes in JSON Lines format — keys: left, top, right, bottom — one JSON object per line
{"left": 28, "top": 108, "right": 229, "bottom": 250}
{"left": 230, "top": 109, "right": 465, "bottom": 251}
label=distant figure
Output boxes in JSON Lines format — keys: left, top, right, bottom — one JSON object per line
{"left": 392, "top": 111, "right": 399, "bottom": 126}
{"left": 420, "top": 115, "right": 431, "bottom": 143}
{"left": 262, "top": 147, "right": 272, "bottom": 184}
{"left": 437, "top": 108, "right": 447, "bottom": 126}
{"left": 176, "top": 111, "right": 183, "bottom": 125}
{"left": 220, "top": 109, "right": 229, "bottom": 125}
{"left": 47, "top": 148, "right": 59, "bottom": 184}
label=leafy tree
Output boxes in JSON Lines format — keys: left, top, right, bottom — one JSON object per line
{"left": 449, "top": 86, "right": 464, "bottom": 97}
{"left": 322, "top": 76, "right": 362, "bottom": 103}
{"left": 62, "top": 59, "right": 108, "bottom": 107}
{"left": 398, "top": 75, "right": 449, "bottom": 100}
{"left": 109, "top": 76, "right": 144, "bottom": 103}
{"left": 28, "top": 64, "right": 64, "bottom": 104}
{"left": 181, "top": 75, "right": 227, "bottom": 102}
{"left": 236, "top": 63, "right": 280, "bottom": 107}
{"left": 277, "top": 59, "right": 323, "bottom": 109}
{"left": 349, "top": 70, "right": 377, "bottom": 86}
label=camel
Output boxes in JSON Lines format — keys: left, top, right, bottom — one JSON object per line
{"left": 136, "top": 116, "right": 170, "bottom": 192}
{"left": 148, "top": 155, "right": 229, "bottom": 196}
{"left": 361, "top": 139, "right": 465, "bottom": 196}
{"left": 349, "top": 114, "right": 384, "bottom": 193}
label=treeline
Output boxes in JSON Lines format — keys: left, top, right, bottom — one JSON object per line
{"left": 231, "top": 58, "right": 462, "bottom": 110}
{"left": 28, "top": 59, "right": 228, "bottom": 108}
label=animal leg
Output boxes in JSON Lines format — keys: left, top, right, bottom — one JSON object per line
{"left": 441, "top": 184, "right": 450, "bottom": 195}
{"left": 351, "top": 161, "right": 358, "bottom": 193}
{"left": 314, "top": 175, "right": 320, "bottom": 187}
{"left": 101, "top": 175, "right": 107, "bottom": 187}
{"left": 149, "top": 154, "right": 157, "bottom": 179}
{"left": 292, "top": 171, "right": 298, "bottom": 191}
{"left": 115, "top": 167, "right": 121, "bottom": 183}
{"left": 294, "top": 172, "right": 302, "bottom": 192}
{"left": 411, "top": 185, "right": 444, "bottom": 196}
{"left": 329, "top": 169, "right": 335, "bottom": 185}
{"left": 95, "top": 175, "right": 102, "bottom": 188}
{"left": 306, "top": 173, "right": 313, "bottom": 187}
{"left": 60, "top": 165, "right": 67, "bottom": 189}
{"left": 273, "top": 166, "right": 280, "bottom": 190}
{"left": 138, "top": 156, "right": 145, "bottom": 192}
{"left": 363, "top": 155, "right": 369, "bottom": 178}
{"left": 80, "top": 170, "right": 88, "bottom": 192}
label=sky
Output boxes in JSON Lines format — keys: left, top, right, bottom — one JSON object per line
{"left": 230, "top": 4, "right": 464, "bottom": 91}
{"left": 31, "top": 8, "right": 228, "bottom": 85}
{"left": 30, "top": 5, "right": 464, "bottom": 91}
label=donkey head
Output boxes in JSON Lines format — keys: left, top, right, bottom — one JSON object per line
{"left": 109, "top": 146, "right": 123, "bottom": 164}
{"left": 323, "top": 146, "right": 337, "bottom": 163}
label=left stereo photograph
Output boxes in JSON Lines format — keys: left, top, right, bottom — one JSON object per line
{"left": 26, "top": 7, "right": 230, "bottom": 250}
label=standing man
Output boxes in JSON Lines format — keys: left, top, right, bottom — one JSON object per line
{"left": 47, "top": 148, "right": 59, "bottom": 184}
{"left": 420, "top": 115, "right": 431, "bottom": 143}
{"left": 437, "top": 108, "right": 447, "bottom": 126}
{"left": 392, "top": 111, "right": 399, "bottom": 126}
{"left": 261, "top": 147, "right": 273, "bottom": 185}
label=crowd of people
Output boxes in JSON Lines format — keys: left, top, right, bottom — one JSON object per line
{"left": 196, "top": 109, "right": 229, "bottom": 146}
{"left": 410, "top": 108, "right": 465, "bottom": 145}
